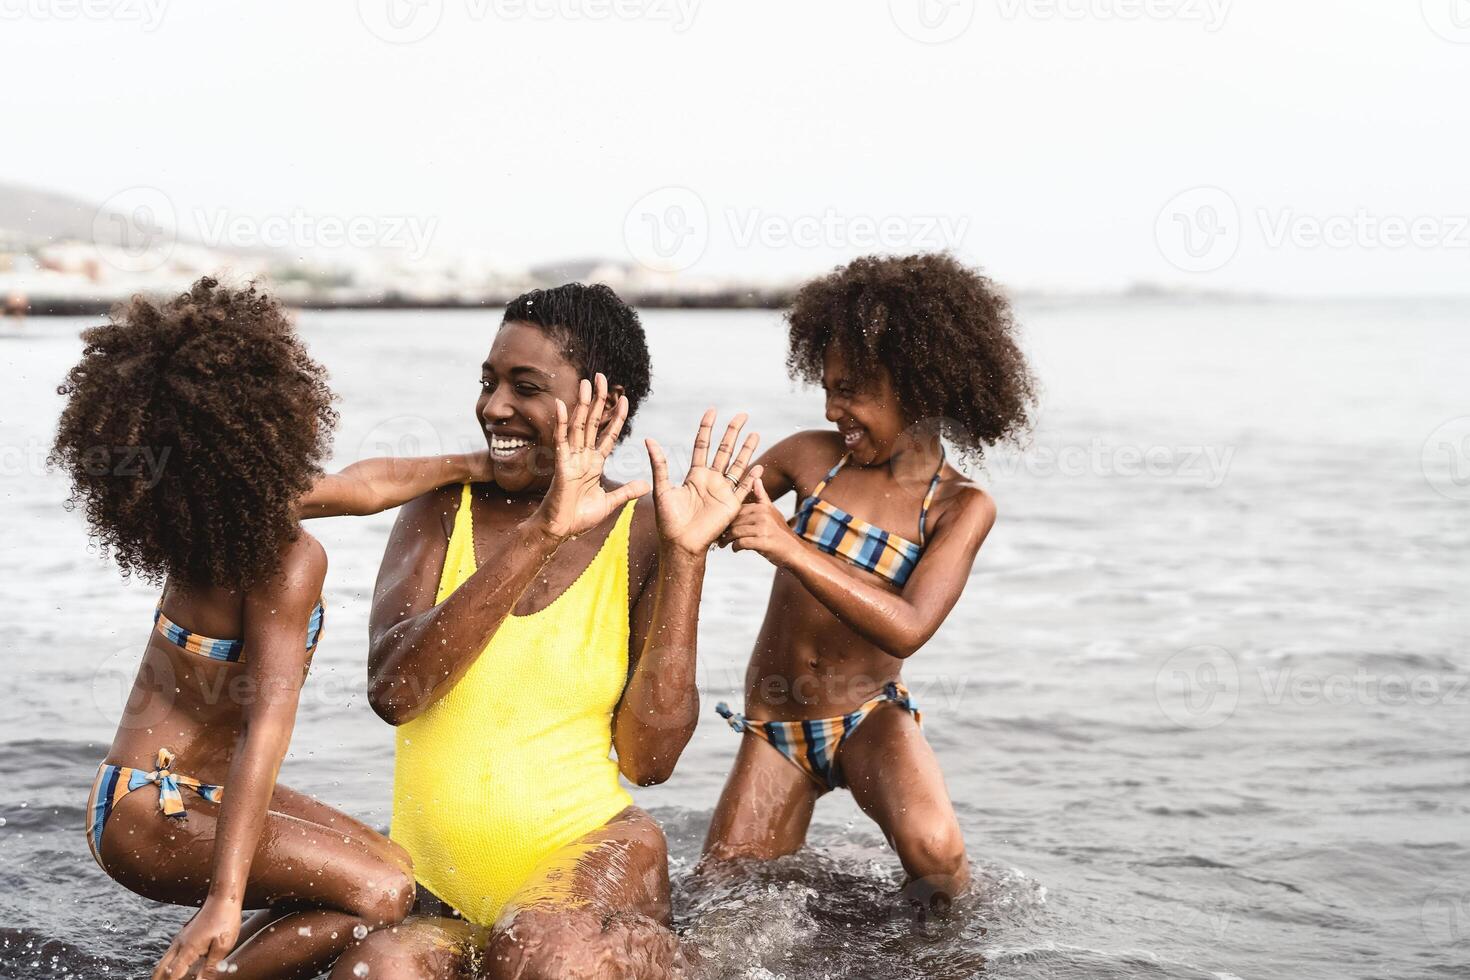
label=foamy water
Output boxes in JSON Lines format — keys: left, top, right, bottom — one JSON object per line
{"left": 1, "top": 300, "right": 1466, "bottom": 979}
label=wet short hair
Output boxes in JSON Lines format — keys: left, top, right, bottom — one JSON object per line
{"left": 50, "top": 277, "right": 337, "bottom": 589}
{"left": 501, "top": 282, "right": 652, "bottom": 438}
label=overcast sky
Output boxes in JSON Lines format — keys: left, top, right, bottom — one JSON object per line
{"left": 3, "top": 0, "right": 1468, "bottom": 294}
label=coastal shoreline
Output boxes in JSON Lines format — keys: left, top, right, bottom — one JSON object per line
{"left": 3, "top": 289, "right": 797, "bottom": 318}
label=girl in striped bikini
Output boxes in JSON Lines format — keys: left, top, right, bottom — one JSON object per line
{"left": 704, "top": 253, "right": 1038, "bottom": 915}
{"left": 52, "top": 278, "right": 493, "bottom": 980}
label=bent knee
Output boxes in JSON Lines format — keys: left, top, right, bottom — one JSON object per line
{"left": 351, "top": 866, "right": 416, "bottom": 925}
{"left": 489, "top": 908, "right": 676, "bottom": 980}
{"left": 329, "top": 928, "right": 420, "bottom": 979}
{"left": 892, "top": 823, "right": 967, "bottom": 878}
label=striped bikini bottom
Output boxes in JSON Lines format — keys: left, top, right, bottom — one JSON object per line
{"left": 715, "top": 681, "right": 922, "bottom": 791}
{"left": 86, "top": 748, "right": 223, "bottom": 873}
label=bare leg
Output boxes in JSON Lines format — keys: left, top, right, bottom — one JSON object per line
{"left": 835, "top": 704, "right": 970, "bottom": 910}
{"left": 484, "top": 806, "right": 680, "bottom": 980}
{"left": 700, "top": 730, "right": 826, "bottom": 865}
{"left": 97, "top": 783, "right": 415, "bottom": 980}
{"left": 329, "top": 916, "right": 487, "bottom": 980}
{"left": 267, "top": 782, "right": 409, "bottom": 874}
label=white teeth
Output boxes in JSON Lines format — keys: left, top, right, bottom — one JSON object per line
{"left": 842, "top": 429, "right": 863, "bottom": 446}
{"left": 490, "top": 436, "right": 532, "bottom": 455}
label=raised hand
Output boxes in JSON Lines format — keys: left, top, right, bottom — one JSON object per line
{"left": 645, "top": 409, "right": 763, "bottom": 557}
{"left": 534, "top": 373, "right": 650, "bottom": 541}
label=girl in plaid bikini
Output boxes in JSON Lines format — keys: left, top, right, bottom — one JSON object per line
{"left": 704, "top": 254, "right": 1037, "bottom": 915}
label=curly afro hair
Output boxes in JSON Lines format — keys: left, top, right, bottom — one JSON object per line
{"left": 50, "top": 277, "right": 337, "bottom": 590}
{"left": 786, "top": 253, "right": 1038, "bottom": 463}
{"left": 502, "top": 282, "right": 651, "bottom": 439}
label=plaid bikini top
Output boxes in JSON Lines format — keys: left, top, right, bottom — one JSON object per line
{"left": 791, "top": 448, "right": 945, "bottom": 588}
{"left": 153, "top": 596, "right": 326, "bottom": 663}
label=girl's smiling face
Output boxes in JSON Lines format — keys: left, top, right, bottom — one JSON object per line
{"left": 477, "top": 321, "right": 618, "bottom": 494}
{"left": 821, "top": 344, "right": 909, "bottom": 465}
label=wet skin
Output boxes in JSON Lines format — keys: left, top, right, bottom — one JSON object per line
{"left": 355, "top": 322, "right": 761, "bottom": 979}
{"left": 96, "top": 453, "right": 496, "bottom": 980}
{"left": 703, "top": 346, "right": 1000, "bottom": 910}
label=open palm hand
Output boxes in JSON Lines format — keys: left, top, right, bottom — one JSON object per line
{"left": 646, "top": 409, "right": 762, "bottom": 556}
{"left": 536, "top": 374, "right": 650, "bottom": 541}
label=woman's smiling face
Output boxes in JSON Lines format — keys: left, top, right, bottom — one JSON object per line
{"left": 476, "top": 321, "right": 587, "bottom": 494}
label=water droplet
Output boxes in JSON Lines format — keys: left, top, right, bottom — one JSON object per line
{"left": 353, "top": 924, "right": 369, "bottom": 940}
{"left": 352, "top": 963, "right": 371, "bottom": 978}
{"left": 297, "top": 926, "right": 313, "bottom": 937}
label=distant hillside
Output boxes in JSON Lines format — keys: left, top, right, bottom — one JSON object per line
{"left": 0, "top": 182, "right": 144, "bottom": 248}
{"left": 0, "top": 182, "right": 269, "bottom": 255}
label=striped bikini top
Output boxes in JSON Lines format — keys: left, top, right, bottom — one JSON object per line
{"left": 791, "top": 448, "right": 945, "bottom": 588}
{"left": 153, "top": 596, "right": 326, "bottom": 663}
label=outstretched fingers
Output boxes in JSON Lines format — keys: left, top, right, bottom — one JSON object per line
{"left": 710, "top": 412, "right": 749, "bottom": 472}
{"left": 569, "top": 378, "right": 593, "bottom": 451}
{"left": 597, "top": 393, "right": 630, "bottom": 456}
{"left": 725, "top": 431, "right": 760, "bottom": 484}
{"left": 690, "top": 408, "right": 717, "bottom": 469}
{"left": 553, "top": 398, "right": 570, "bottom": 451}
{"left": 586, "top": 373, "right": 608, "bottom": 448}
{"left": 645, "top": 438, "right": 673, "bottom": 496}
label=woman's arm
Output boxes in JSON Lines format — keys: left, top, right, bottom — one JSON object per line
{"left": 728, "top": 479, "right": 997, "bottom": 659}
{"left": 613, "top": 411, "right": 762, "bottom": 785}
{"left": 152, "top": 535, "right": 326, "bottom": 980}
{"left": 366, "top": 487, "right": 563, "bottom": 725}
{"left": 367, "top": 377, "right": 648, "bottom": 725}
{"left": 295, "top": 451, "right": 493, "bottom": 520}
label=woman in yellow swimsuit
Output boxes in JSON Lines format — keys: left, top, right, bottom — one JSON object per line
{"left": 340, "top": 283, "right": 762, "bottom": 979}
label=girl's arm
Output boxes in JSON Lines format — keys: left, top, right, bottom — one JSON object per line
{"left": 152, "top": 537, "right": 327, "bottom": 980}
{"left": 294, "top": 451, "right": 493, "bottom": 520}
{"left": 728, "top": 479, "right": 997, "bottom": 659}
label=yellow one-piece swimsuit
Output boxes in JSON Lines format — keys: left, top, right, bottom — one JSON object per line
{"left": 391, "top": 484, "right": 636, "bottom": 926}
